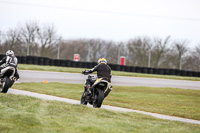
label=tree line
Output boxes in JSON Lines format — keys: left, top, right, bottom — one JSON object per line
{"left": 0, "top": 21, "right": 200, "bottom": 71}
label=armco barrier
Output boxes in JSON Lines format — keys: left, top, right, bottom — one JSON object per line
{"left": 0, "top": 55, "right": 199, "bottom": 77}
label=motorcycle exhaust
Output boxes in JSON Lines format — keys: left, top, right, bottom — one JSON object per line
{"left": 104, "top": 86, "right": 112, "bottom": 98}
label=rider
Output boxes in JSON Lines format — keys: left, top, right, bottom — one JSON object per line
{"left": 83, "top": 58, "right": 111, "bottom": 95}
{"left": 0, "top": 50, "right": 20, "bottom": 80}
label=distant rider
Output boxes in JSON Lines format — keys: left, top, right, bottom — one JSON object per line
{"left": 82, "top": 58, "right": 111, "bottom": 95}
{"left": 0, "top": 50, "right": 20, "bottom": 80}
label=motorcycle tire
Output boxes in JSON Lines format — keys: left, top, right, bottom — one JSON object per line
{"left": 80, "top": 92, "right": 88, "bottom": 105}
{"left": 93, "top": 89, "right": 104, "bottom": 108}
{"left": 1, "top": 77, "right": 12, "bottom": 93}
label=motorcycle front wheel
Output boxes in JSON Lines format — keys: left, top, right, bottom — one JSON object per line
{"left": 80, "top": 92, "right": 88, "bottom": 105}
{"left": 93, "top": 89, "right": 104, "bottom": 108}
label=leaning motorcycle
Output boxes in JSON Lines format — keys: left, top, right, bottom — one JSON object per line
{"left": 81, "top": 70, "right": 112, "bottom": 108}
{"left": 0, "top": 66, "right": 17, "bottom": 93}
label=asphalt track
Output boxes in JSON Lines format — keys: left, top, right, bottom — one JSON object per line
{"left": 17, "top": 70, "right": 200, "bottom": 90}
{"left": 9, "top": 70, "right": 200, "bottom": 124}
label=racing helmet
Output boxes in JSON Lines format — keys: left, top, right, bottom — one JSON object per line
{"left": 97, "top": 58, "right": 107, "bottom": 64}
{"left": 6, "top": 50, "right": 14, "bottom": 56}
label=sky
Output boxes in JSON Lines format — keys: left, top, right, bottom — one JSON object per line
{"left": 0, "top": 0, "right": 200, "bottom": 48}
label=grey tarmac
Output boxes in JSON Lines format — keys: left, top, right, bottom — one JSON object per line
{"left": 17, "top": 70, "right": 200, "bottom": 90}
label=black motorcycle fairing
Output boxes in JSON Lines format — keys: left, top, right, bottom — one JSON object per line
{"left": 0, "top": 66, "right": 16, "bottom": 93}
{"left": 1, "top": 66, "right": 15, "bottom": 78}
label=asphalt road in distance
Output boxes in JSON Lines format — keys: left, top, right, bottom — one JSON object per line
{"left": 17, "top": 70, "right": 200, "bottom": 90}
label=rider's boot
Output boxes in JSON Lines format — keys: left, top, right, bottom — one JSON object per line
{"left": 0, "top": 73, "right": 2, "bottom": 78}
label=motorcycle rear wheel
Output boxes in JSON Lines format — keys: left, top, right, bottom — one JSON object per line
{"left": 93, "top": 89, "right": 104, "bottom": 108}
{"left": 1, "top": 77, "right": 12, "bottom": 93}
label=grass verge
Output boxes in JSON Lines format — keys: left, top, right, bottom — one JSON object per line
{"left": 0, "top": 94, "right": 200, "bottom": 133}
{"left": 18, "top": 64, "right": 200, "bottom": 81}
{"left": 12, "top": 82, "right": 200, "bottom": 120}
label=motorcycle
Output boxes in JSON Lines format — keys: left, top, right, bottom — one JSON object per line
{"left": 0, "top": 66, "right": 17, "bottom": 93}
{"left": 81, "top": 70, "right": 112, "bottom": 108}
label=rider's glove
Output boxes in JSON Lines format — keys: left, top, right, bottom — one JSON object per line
{"left": 82, "top": 70, "right": 86, "bottom": 74}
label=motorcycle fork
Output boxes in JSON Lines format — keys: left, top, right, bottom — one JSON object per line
{"left": 92, "top": 88, "right": 96, "bottom": 100}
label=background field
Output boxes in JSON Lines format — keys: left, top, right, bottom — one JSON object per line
{"left": 0, "top": 94, "right": 200, "bottom": 133}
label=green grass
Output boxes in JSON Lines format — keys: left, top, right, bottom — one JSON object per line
{"left": 12, "top": 82, "right": 200, "bottom": 121}
{"left": 18, "top": 64, "right": 200, "bottom": 81}
{"left": 0, "top": 94, "right": 200, "bottom": 133}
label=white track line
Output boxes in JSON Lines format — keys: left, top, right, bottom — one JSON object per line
{"left": 8, "top": 88, "right": 200, "bottom": 125}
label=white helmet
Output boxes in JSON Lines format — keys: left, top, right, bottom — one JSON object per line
{"left": 6, "top": 50, "right": 14, "bottom": 56}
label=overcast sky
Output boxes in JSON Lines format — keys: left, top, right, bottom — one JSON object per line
{"left": 0, "top": 0, "right": 200, "bottom": 48}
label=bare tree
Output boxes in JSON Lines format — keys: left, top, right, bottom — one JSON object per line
{"left": 2, "top": 21, "right": 62, "bottom": 58}
{"left": 185, "top": 44, "right": 200, "bottom": 71}
{"left": 105, "top": 41, "right": 118, "bottom": 64}
{"left": 126, "top": 37, "right": 153, "bottom": 67}
{"left": 17, "top": 21, "right": 40, "bottom": 56}
{"left": 193, "top": 44, "right": 200, "bottom": 71}
{"left": 59, "top": 39, "right": 118, "bottom": 63}
{"left": 88, "top": 39, "right": 114, "bottom": 62}
{"left": 166, "top": 40, "right": 188, "bottom": 70}
{"left": 1, "top": 21, "right": 200, "bottom": 72}
{"left": 60, "top": 39, "right": 88, "bottom": 61}
{"left": 151, "top": 36, "right": 171, "bottom": 68}
{"left": 0, "top": 29, "right": 26, "bottom": 56}
{"left": 36, "top": 24, "right": 61, "bottom": 58}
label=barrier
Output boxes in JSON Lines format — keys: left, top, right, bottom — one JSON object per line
{"left": 38, "top": 57, "right": 45, "bottom": 65}
{"left": 130, "top": 66, "right": 136, "bottom": 73}
{"left": 135, "top": 67, "right": 142, "bottom": 73}
{"left": 142, "top": 67, "right": 149, "bottom": 74}
{"left": 125, "top": 66, "right": 131, "bottom": 72}
{"left": 60, "top": 60, "right": 66, "bottom": 67}
{"left": 49, "top": 59, "right": 55, "bottom": 66}
{"left": 43, "top": 57, "right": 50, "bottom": 65}
{"left": 65, "top": 60, "right": 72, "bottom": 67}
{"left": 0, "top": 54, "right": 199, "bottom": 77}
